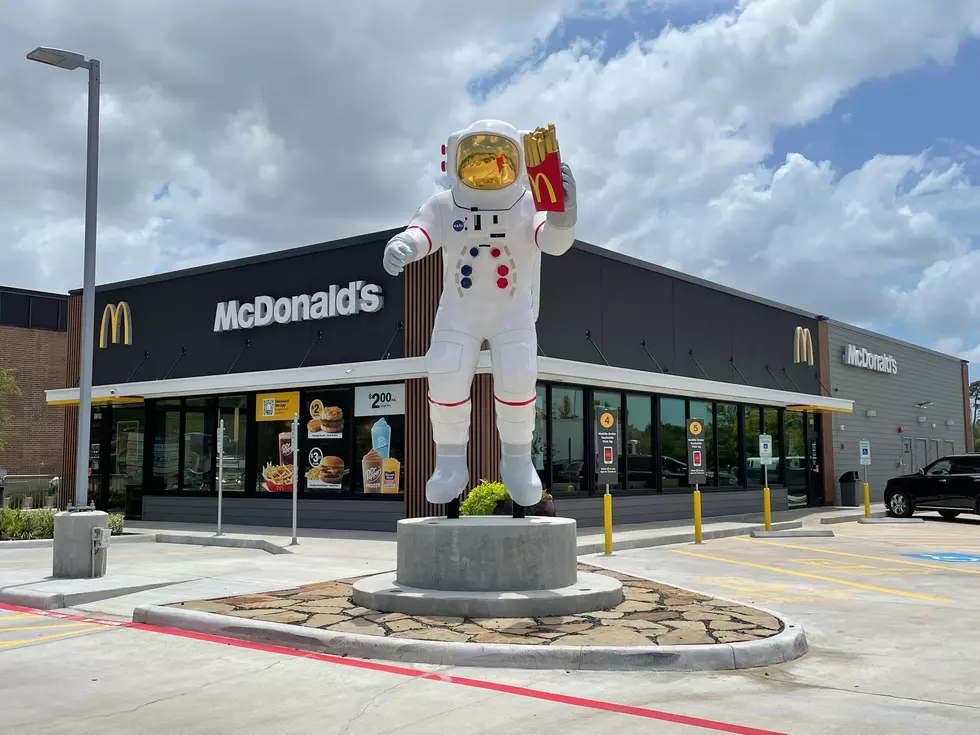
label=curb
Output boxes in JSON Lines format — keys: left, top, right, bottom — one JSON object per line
{"left": 153, "top": 534, "right": 291, "bottom": 555}
{"left": 131, "top": 604, "right": 807, "bottom": 672}
{"left": 750, "top": 529, "right": 835, "bottom": 538}
{"left": 0, "top": 580, "right": 175, "bottom": 610}
{"left": 0, "top": 533, "right": 158, "bottom": 550}
{"left": 858, "top": 517, "right": 925, "bottom": 525}
{"left": 576, "top": 520, "right": 804, "bottom": 554}
{"left": 820, "top": 511, "right": 886, "bottom": 525}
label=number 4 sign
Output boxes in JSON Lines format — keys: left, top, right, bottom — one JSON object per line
{"left": 354, "top": 384, "right": 406, "bottom": 417}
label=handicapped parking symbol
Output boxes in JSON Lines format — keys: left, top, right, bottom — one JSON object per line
{"left": 903, "top": 552, "right": 980, "bottom": 563}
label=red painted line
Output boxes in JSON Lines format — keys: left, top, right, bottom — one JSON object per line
{"left": 534, "top": 220, "right": 545, "bottom": 248}
{"left": 407, "top": 225, "right": 432, "bottom": 256}
{"left": 494, "top": 395, "right": 536, "bottom": 407}
{"left": 427, "top": 394, "right": 471, "bottom": 407}
{"left": 0, "top": 603, "right": 784, "bottom": 735}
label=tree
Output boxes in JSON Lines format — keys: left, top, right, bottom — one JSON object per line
{"left": 0, "top": 368, "right": 22, "bottom": 451}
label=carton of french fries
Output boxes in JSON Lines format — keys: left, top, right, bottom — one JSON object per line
{"left": 523, "top": 123, "right": 565, "bottom": 213}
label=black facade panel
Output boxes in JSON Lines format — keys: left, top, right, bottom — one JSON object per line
{"left": 732, "top": 299, "right": 821, "bottom": 394}
{"left": 92, "top": 237, "right": 404, "bottom": 384}
{"left": 598, "top": 257, "right": 675, "bottom": 373}
{"left": 672, "top": 280, "right": 735, "bottom": 382}
{"left": 536, "top": 249, "right": 605, "bottom": 363}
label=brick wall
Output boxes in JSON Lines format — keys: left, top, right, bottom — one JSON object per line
{"left": 0, "top": 325, "right": 68, "bottom": 477}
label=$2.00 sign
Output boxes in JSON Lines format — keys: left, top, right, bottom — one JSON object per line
{"left": 354, "top": 384, "right": 406, "bottom": 417}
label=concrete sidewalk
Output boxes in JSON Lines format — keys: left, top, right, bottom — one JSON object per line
{"left": 127, "top": 504, "right": 884, "bottom": 554}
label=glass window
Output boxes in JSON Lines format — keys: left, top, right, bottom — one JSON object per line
{"left": 255, "top": 392, "right": 301, "bottom": 494}
{"left": 744, "top": 406, "right": 762, "bottom": 486}
{"left": 110, "top": 406, "right": 144, "bottom": 515}
{"left": 951, "top": 457, "right": 980, "bottom": 474}
{"left": 785, "top": 411, "right": 806, "bottom": 507}
{"left": 625, "top": 394, "right": 654, "bottom": 490}
{"left": 594, "top": 391, "right": 623, "bottom": 491}
{"left": 764, "top": 408, "right": 783, "bottom": 485}
{"left": 716, "top": 403, "right": 740, "bottom": 489}
{"left": 926, "top": 459, "right": 952, "bottom": 476}
{"left": 532, "top": 384, "right": 549, "bottom": 489}
{"left": 551, "top": 386, "right": 585, "bottom": 493}
{"left": 689, "top": 401, "right": 715, "bottom": 487}
{"left": 151, "top": 400, "right": 181, "bottom": 491}
{"left": 301, "top": 388, "right": 352, "bottom": 493}
{"left": 353, "top": 386, "right": 405, "bottom": 496}
{"left": 183, "top": 398, "right": 215, "bottom": 491}
{"left": 660, "top": 397, "right": 687, "bottom": 490}
{"left": 218, "top": 396, "right": 247, "bottom": 492}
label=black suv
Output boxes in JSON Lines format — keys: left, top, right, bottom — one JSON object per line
{"left": 884, "top": 454, "right": 980, "bottom": 519}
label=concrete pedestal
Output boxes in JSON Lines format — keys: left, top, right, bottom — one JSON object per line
{"left": 396, "top": 516, "right": 577, "bottom": 592}
{"left": 352, "top": 515, "right": 624, "bottom": 618}
{"left": 53, "top": 511, "right": 109, "bottom": 579}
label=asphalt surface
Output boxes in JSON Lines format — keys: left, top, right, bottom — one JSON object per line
{"left": 2, "top": 514, "right": 978, "bottom": 734}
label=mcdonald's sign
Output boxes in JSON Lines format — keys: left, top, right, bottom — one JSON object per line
{"left": 529, "top": 172, "right": 558, "bottom": 205}
{"left": 793, "top": 326, "right": 813, "bottom": 366}
{"left": 99, "top": 301, "right": 132, "bottom": 348}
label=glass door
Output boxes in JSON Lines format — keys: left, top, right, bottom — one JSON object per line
{"left": 110, "top": 405, "right": 145, "bottom": 516}
{"left": 88, "top": 408, "right": 109, "bottom": 509}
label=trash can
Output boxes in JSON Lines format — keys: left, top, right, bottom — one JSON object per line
{"left": 838, "top": 471, "right": 859, "bottom": 506}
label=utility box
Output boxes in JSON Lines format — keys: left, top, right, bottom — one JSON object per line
{"left": 838, "top": 471, "right": 860, "bottom": 507}
{"left": 53, "top": 510, "right": 109, "bottom": 579}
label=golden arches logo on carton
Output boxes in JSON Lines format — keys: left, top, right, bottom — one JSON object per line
{"left": 793, "top": 326, "right": 813, "bottom": 366}
{"left": 529, "top": 172, "right": 558, "bottom": 205}
{"left": 99, "top": 301, "right": 132, "bottom": 348}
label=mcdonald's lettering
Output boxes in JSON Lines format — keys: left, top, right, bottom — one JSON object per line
{"left": 793, "top": 326, "right": 813, "bottom": 366}
{"left": 529, "top": 172, "right": 558, "bottom": 204}
{"left": 99, "top": 302, "right": 132, "bottom": 348}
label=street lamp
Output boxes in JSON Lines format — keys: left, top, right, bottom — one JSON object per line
{"left": 27, "top": 48, "right": 100, "bottom": 514}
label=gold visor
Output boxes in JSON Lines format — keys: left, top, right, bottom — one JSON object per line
{"left": 456, "top": 134, "right": 519, "bottom": 190}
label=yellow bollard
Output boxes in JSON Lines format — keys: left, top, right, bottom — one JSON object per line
{"left": 603, "top": 492, "right": 613, "bottom": 554}
{"left": 763, "top": 486, "right": 772, "bottom": 532}
{"left": 693, "top": 489, "right": 703, "bottom": 544}
{"left": 863, "top": 482, "right": 871, "bottom": 519}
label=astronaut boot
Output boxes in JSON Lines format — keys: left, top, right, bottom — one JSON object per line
{"left": 500, "top": 443, "right": 542, "bottom": 517}
{"left": 426, "top": 444, "right": 470, "bottom": 517}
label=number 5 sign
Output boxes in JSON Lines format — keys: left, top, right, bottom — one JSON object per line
{"left": 355, "top": 384, "right": 406, "bottom": 416}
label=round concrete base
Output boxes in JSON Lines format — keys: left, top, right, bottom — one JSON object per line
{"left": 396, "top": 516, "right": 578, "bottom": 592}
{"left": 351, "top": 571, "right": 624, "bottom": 619}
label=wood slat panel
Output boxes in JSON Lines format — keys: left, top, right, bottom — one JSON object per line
{"left": 402, "top": 252, "right": 500, "bottom": 518}
{"left": 61, "top": 293, "right": 82, "bottom": 509}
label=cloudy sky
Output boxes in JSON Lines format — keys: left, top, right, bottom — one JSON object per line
{"left": 2, "top": 0, "right": 979, "bottom": 375}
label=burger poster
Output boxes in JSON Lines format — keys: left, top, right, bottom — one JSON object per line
{"left": 304, "top": 447, "right": 346, "bottom": 490}
{"left": 307, "top": 398, "right": 343, "bottom": 439}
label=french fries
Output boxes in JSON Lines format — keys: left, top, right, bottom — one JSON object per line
{"left": 523, "top": 123, "right": 560, "bottom": 168}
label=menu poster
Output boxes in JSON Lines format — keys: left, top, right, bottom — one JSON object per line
{"left": 306, "top": 397, "right": 344, "bottom": 439}
{"left": 304, "top": 446, "right": 346, "bottom": 490}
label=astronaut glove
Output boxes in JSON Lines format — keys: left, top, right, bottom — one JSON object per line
{"left": 383, "top": 235, "right": 416, "bottom": 276}
{"left": 547, "top": 162, "right": 577, "bottom": 230}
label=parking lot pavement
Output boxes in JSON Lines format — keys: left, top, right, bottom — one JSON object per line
{"left": 583, "top": 517, "right": 980, "bottom": 731}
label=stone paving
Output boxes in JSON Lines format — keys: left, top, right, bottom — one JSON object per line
{"left": 167, "top": 564, "right": 782, "bottom": 646}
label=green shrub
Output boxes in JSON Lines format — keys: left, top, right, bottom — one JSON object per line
{"left": 1, "top": 508, "right": 55, "bottom": 540}
{"left": 108, "top": 514, "right": 125, "bottom": 536}
{"left": 460, "top": 479, "right": 510, "bottom": 516}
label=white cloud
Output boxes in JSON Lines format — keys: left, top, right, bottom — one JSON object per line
{"left": 1, "top": 0, "right": 979, "bottom": 374}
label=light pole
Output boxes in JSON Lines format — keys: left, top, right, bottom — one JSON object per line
{"left": 27, "top": 47, "right": 100, "bottom": 511}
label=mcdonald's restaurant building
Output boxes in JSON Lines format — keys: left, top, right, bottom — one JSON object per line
{"left": 45, "top": 230, "right": 972, "bottom": 530}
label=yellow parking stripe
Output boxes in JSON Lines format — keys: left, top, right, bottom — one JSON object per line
{"left": 0, "top": 622, "right": 99, "bottom": 633}
{"left": 735, "top": 537, "right": 980, "bottom": 575}
{"left": 0, "top": 613, "right": 41, "bottom": 620}
{"left": 0, "top": 628, "right": 101, "bottom": 648}
{"left": 670, "top": 549, "right": 953, "bottom": 603}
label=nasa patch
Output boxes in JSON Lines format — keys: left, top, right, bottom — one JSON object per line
{"left": 453, "top": 219, "right": 464, "bottom": 232}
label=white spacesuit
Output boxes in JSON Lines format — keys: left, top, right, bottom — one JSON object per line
{"left": 383, "top": 119, "right": 577, "bottom": 508}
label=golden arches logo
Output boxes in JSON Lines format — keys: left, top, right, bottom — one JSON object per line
{"left": 99, "top": 302, "right": 132, "bottom": 348}
{"left": 794, "top": 326, "right": 813, "bottom": 366}
{"left": 529, "top": 172, "right": 558, "bottom": 205}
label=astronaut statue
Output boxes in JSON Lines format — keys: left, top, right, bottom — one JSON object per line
{"left": 382, "top": 119, "right": 577, "bottom": 514}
